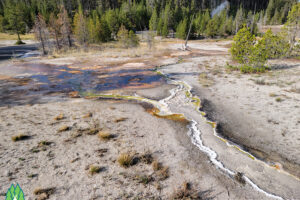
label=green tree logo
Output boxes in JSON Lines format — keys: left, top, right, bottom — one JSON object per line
{"left": 5, "top": 184, "right": 25, "bottom": 200}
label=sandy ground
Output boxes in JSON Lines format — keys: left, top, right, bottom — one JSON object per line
{"left": 0, "top": 39, "right": 299, "bottom": 200}
{"left": 0, "top": 99, "right": 268, "bottom": 200}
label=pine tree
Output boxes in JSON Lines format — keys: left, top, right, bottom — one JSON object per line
{"left": 105, "top": 9, "right": 119, "bottom": 39}
{"left": 58, "top": 5, "right": 72, "bottom": 48}
{"left": 271, "top": 9, "right": 280, "bottom": 25}
{"left": 176, "top": 17, "right": 188, "bottom": 39}
{"left": 225, "top": 16, "right": 233, "bottom": 35}
{"left": 73, "top": 4, "right": 89, "bottom": 46}
{"left": 157, "top": 13, "right": 164, "bottom": 35}
{"left": 99, "top": 15, "right": 111, "bottom": 42}
{"left": 235, "top": 6, "right": 244, "bottom": 34}
{"left": 161, "top": 3, "right": 172, "bottom": 37}
{"left": 3, "top": 0, "right": 26, "bottom": 44}
{"left": 265, "top": 0, "right": 275, "bottom": 24}
{"left": 285, "top": 3, "right": 300, "bottom": 49}
{"left": 149, "top": 7, "right": 158, "bottom": 31}
{"left": 201, "top": 10, "right": 210, "bottom": 34}
{"left": 230, "top": 26, "right": 256, "bottom": 65}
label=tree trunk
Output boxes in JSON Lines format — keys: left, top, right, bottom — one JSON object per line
{"left": 55, "top": 32, "right": 60, "bottom": 50}
{"left": 183, "top": 14, "right": 194, "bottom": 51}
{"left": 17, "top": 32, "right": 21, "bottom": 42}
{"left": 67, "top": 34, "right": 72, "bottom": 47}
{"left": 39, "top": 27, "right": 46, "bottom": 55}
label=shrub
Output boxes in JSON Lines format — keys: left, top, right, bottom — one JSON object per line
{"left": 230, "top": 26, "right": 256, "bottom": 65}
{"left": 230, "top": 26, "right": 290, "bottom": 71}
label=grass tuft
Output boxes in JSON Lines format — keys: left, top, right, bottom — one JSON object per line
{"left": 171, "top": 182, "right": 210, "bottom": 199}
{"left": 234, "top": 172, "right": 246, "bottom": 185}
{"left": 198, "top": 73, "right": 214, "bottom": 87}
{"left": 98, "top": 131, "right": 114, "bottom": 140}
{"left": 157, "top": 166, "right": 169, "bottom": 180}
{"left": 140, "top": 152, "right": 153, "bottom": 164}
{"left": 135, "top": 174, "right": 153, "bottom": 185}
{"left": 118, "top": 153, "right": 135, "bottom": 168}
{"left": 152, "top": 160, "right": 162, "bottom": 171}
{"left": 275, "top": 97, "right": 284, "bottom": 102}
{"left": 12, "top": 134, "right": 30, "bottom": 142}
{"left": 38, "top": 141, "right": 52, "bottom": 147}
{"left": 58, "top": 125, "right": 71, "bottom": 132}
{"left": 33, "top": 187, "right": 55, "bottom": 200}
{"left": 114, "top": 117, "right": 128, "bottom": 123}
{"left": 89, "top": 165, "right": 102, "bottom": 175}
{"left": 54, "top": 114, "right": 65, "bottom": 121}
{"left": 83, "top": 112, "right": 93, "bottom": 118}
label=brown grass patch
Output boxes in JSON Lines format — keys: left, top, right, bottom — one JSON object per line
{"left": 199, "top": 73, "right": 214, "bottom": 87}
{"left": 83, "top": 112, "right": 93, "bottom": 118}
{"left": 118, "top": 153, "right": 136, "bottom": 168}
{"left": 171, "top": 182, "right": 211, "bottom": 199}
{"left": 12, "top": 134, "right": 30, "bottom": 142}
{"left": 234, "top": 172, "right": 246, "bottom": 185}
{"left": 58, "top": 125, "right": 71, "bottom": 132}
{"left": 89, "top": 165, "right": 102, "bottom": 175}
{"left": 140, "top": 152, "right": 153, "bottom": 164}
{"left": 98, "top": 131, "right": 114, "bottom": 140}
{"left": 157, "top": 166, "right": 169, "bottom": 180}
{"left": 54, "top": 114, "right": 65, "bottom": 121}
{"left": 152, "top": 160, "right": 162, "bottom": 171}
{"left": 38, "top": 141, "right": 52, "bottom": 147}
{"left": 33, "top": 187, "right": 55, "bottom": 200}
{"left": 114, "top": 117, "right": 128, "bottom": 123}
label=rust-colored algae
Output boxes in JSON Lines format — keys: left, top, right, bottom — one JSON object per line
{"left": 146, "top": 107, "right": 189, "bottom": 124}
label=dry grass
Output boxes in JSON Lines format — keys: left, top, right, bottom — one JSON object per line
{"left": 38, "top": 141, "right": 52, "bottom": 147}
{"left": 54, "top": 114, "right": 65, "bottom": 121}
{"left": 135, "top": 174, "right": 153, "bottom": 185}
{"left": 114, "top": 117, "right": 128, "bottom": 123}
{"left": 83, "top": 112, "right": 93, "bottom": 118}
{"left": 98, "top": 131, "right": 114, "bottom": 140}
{"left": 275, "top": 97, "right": 284, "bottom": 102}
{"left": 152, "top": 160, "right": 162, "bottom": 171}
{"left": 157, "top": 166, "right": 169, "bottom": 180}
{"left": 57, "top": 125, "right": 71, "bottom": 132}
{"left": 140, "top": 152, "right": 153, "bottom": 164}
{"left": 12, "top": 134, "right": 30, "bottom": 142}
{"left": 89, "top": 165, "right": 102, "bottom": 175}
{"left": 198, "top": 73, "right": 214, "bottom": 87}
{"left": 234, "top": 172, "right": 246, "bottom": 185}
{"left": 118, "top": 153, "right": 135, "bottom": 168}
{"left": 171, "top": 182, "right": 210, "bottom": 200}
{"left": 33, "top": 187, "right": 55, "bottom": 200}
{"left": 0, "top": 33, "right": 35, "bottom": 40}
{"left": 269, "top": 93, "right": 277, "bottom": 97}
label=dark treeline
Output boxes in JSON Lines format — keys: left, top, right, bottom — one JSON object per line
{"left": 0, "top": 0, "right": 298, "bottom": 47}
